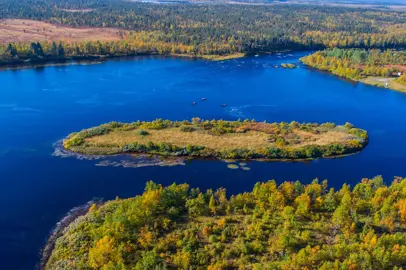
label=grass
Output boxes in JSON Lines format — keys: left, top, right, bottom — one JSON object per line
{"left": 199, "top": 53, "right": 246, "bottom": 61}
{"left": 86, "top": 128, "right": 354, "bottom": 150}
{"left": 170, "top": 53, "right": 246, "bottom": 61}
{"left": 0, "top": 19, "right": 125, "bottom": 43}
{"left": 87, "top": 129, "right": 269, "bottom": 150}
{"left": 360, "top": 76, "right": 406, "bottom": 93}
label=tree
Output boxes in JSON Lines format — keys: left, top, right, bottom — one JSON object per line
{"left": 50, "top": 41, "right": 58, "bottom": 56}
{"left": 57, "top": 43, "right": 65, "bottom": 57}
{"left": 5, "top": 43, "right": 17, "bottom": 58}
{"left": 294, "top": 193, "right": 311, "bottom": 217}
{"left": 30, "top": 42, "right": 44, "bottom": 58}
{"left": 209, "top": 195, "right": 216, "bottom": 215}
{"left": 135, "top": 250, "right": 164, "bottom": 270}
{"left": 88, "top": 236, "right": 118, "bottom": 268}
{"left": 396, "top": 199, "right": 406, "bottom": 225}
{"left": 323, "top": 188, "right": 338, "bottom": 212}
{"left": 332, "top": 191, "right": 354, "bottom": 234}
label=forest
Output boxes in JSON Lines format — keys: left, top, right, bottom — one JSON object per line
{"left": 45, "top": 176, "right": 406, "bottom": 269}
{"left": 2, "top": 0, "right": 406, "bottom": 64}
{"left": 62, "top": 119, "right": 368, "bottom": 159}
{"left": 301, "top": 48, "right": 406, "bottom": 84}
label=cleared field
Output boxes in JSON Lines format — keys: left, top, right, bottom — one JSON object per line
{"left": 0, "top": 19, "right": 127, "bottom": 43}
{"left": 361, "top": 77, "right": 406, "bottom": 93}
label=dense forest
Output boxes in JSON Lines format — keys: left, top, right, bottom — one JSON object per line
{"left": 2, "top": 0, "right": 406, "bottom": 64}
{"left": 301, "top": 48, "right": 406, "bottom": 83}
{"left": 46, "top": 176, "right": 406, "bottom": 269}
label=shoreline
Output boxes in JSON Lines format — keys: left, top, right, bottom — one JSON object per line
{"left": 359, "top": 77, "right": 406, "bottom": 93}
{"left": 0, "top": 52, "right": 248, "bottom": 71}
{"left": 60, "top": 143, "right": 366, "bottom": 163}
{"left": 302, "top": 63, "right": 406, "bottom": 94}
{"left": 0, "top": 48, "right": 307, "bottom": 71}
{"left": 38, "top": 200, "right": 102, "bottom": 270}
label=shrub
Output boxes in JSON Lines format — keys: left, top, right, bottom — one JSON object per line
{"left": 344, "top": 122, "right": 354, "bottom": 129}
{"left": 180, "top": 125, "right": 195, "bottom": 132}
{"left": 138, "top": 129, "right": 149, "bottom": 136}
{"left": 304, "top": 145, "right": 322, "bottom": 158}
{"left": 397, "top": 73, "right": 406, "bottom": 85}
{"left": 276, "top": 137, "right": 287, "bottom": 147}
{"left": 64, "top": 136, "right": 84, "bottom": 148}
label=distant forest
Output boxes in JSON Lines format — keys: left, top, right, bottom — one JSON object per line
{"left": 1, "top": 0, "right": 406, "bottom": 63}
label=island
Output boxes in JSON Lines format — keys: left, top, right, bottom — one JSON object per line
{"left": 44, "top": 176, "right": 406, "bottom": 269}
{"left": 301, "top": 48, "right": 406, "bottom": 93}
{"left": 63, "top": 118, "right": 368, "bottom": 160}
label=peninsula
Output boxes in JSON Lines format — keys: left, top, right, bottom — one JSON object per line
{"left": 301, "top": 48, "right": 406, "bottom": 93}
{"left": 63, "top": 119, "right": 368, "bottom": 160}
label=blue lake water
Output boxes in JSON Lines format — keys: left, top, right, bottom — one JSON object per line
{"left": 2, "top": 51, "right": 406, "bottom": 269}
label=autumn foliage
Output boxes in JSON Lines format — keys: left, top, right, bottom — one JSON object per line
{"left": 46, "top": 176, "right": 406, "bottom": 269}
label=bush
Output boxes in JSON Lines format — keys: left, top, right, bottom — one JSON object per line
{"left": 64, "top": 136, "right": 84, "bottom": 148}
{"left": 344, "top": 122, "right": 354, "bottom": 129}
{"left": 138, "top": 129, "right": 149, "bottom": 136}
{"left": 180, "top": 125, "right": 196, "bottom": 132}
{"left": 304, "top": 145, "right": 322, "bottom": 158}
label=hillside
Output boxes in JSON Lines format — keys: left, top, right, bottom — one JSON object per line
{"left": 45, "top": 177, "right": 406, "bottom": 269}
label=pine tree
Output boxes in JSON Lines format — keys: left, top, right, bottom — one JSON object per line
{"left": 58, "top": 43, "right": 65, "bottom": 57}
{"left": 51, "top": 41, "right": 58, "bottom": 56}
{"left": 209, "top": 195, "right": 216, "bottom": 215}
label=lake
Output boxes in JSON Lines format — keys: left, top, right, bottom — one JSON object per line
{"left": 2, "top": 51, "right": 406, "bottom": 269}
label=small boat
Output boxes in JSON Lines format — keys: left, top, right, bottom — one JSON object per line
{"left": 221, "top": 104, "right": 227, "bottom": 107}
{"left": 201, "top": 98, "right": 207, "bottom": 101}
{"left": 192, "top": 102, "right": 197, "bottom": 105}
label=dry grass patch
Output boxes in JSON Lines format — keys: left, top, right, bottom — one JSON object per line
{"left": 360, "top": 77, "right": 406, "bottom": 93}
{"left": 86, "top": 128, "right": 355, "bottom": 150}
{"left": 0, "top": 19, "right": 127, "bottom": 43}
{"left": 293, "top": 130, "right": 354, "bottom": 147}
{"left": 86, "top": 128, "right": 271, "bottom": 150}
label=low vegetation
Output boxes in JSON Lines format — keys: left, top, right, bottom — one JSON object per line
{"left": 63, "top": 118, "right": 368, "bottom": 160}
{"left": 301, "top": 48, "right": 406, "bottom": 92}
{"left": 281, "top": 63, "right": 296, "bottom": 69}
{"left": 45, "top": 176, "right": 406, "bottom": 269}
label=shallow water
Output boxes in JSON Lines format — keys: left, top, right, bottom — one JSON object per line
{"left": 2, "top": 52, "right": 406, "bottom": 269}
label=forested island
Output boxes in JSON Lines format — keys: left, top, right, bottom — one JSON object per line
{"left": 2, "top": 0, "right": 406, "bottom": 65}
{"left": 301, "top": 48, "right": 406, "bottom": 92}
{"left": 63, "top": 119, "right": 368, "bottom": 160}
{"left": 45, "top": 176, "right": 406, "bottom": 269}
